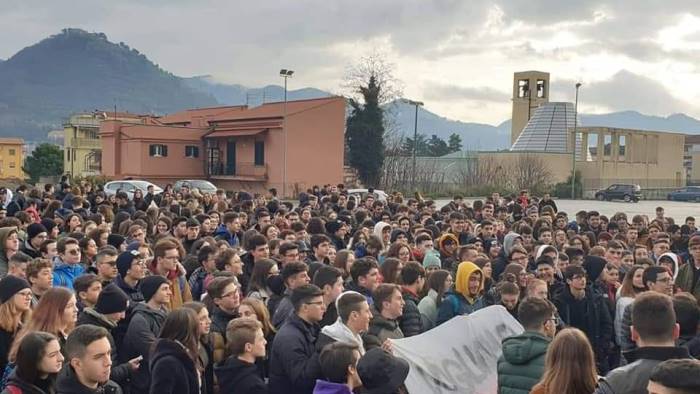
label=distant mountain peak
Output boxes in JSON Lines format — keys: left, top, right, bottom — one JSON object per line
{"left": 0, "top": 28, "right": 217, "bottom": 142}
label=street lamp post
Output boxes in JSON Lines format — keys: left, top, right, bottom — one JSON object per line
{"left": 279, "top": 69, "right": 294, "bottom": 198}
{"left": 571, "top": 82, "right": 582, "bottom": 200}
{"left": 404, "top": 99, "right": 424, "bottom": 191}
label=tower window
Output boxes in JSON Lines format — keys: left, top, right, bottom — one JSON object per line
{"left": 536, "top": 79, "right": 546, "bottom": 98}
{"left": 518, "top": 79, "right": 530, "bottom": 98}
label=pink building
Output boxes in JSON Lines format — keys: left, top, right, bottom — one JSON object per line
{"left": 100, "top": 97, "right": 346, "bottom": 197}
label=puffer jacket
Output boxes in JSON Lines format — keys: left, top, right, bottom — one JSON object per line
{"left": 497, "top": 331, "right": 550, "bottom": 394}
{"left": 52, "top": 257, "right": 85, "bottom": 290}
{"left": 367, "top": 313, "right": 404, "bottom": 343}
{"left": 399, "top": 287, "right": 423, "bottom": 337}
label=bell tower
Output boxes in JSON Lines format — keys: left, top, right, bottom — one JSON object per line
{"left": 511, "top": 71, "right": 550, "bottom": 145}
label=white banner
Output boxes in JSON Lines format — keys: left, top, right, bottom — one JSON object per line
{"left": 392, "top": 305, "right": 524, "bottom": 394}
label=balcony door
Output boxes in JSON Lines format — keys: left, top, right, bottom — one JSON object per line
{"left": 226, "top": 140, "right": 236, "bottom": 175}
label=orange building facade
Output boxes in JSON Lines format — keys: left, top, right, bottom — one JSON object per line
{"left": 100, "top": 97, "right": 346, "bottom": 197}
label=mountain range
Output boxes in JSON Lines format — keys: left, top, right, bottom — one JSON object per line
{"left": 2, "top": 28, "right": 700, "bottom": 151}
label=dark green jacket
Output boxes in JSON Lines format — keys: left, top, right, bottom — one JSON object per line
{"left": 497, "top": 331, "right": 550, "bottom": 394}
{"left": 676, "top": 258, "right": 700, "bottom": 300}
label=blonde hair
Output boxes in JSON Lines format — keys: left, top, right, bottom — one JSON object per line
{"left": 0, "top": 298, "right": 30, "bottom": 333}
{"left": 532, "top": 328, "right": 597, "bottom": 394}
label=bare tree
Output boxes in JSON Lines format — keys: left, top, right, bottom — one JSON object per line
{"left": 510, "top": 154, "right": 553, "bottom": 194}
{"left": 342, "top": 49, "right": 404, "bottom": 106}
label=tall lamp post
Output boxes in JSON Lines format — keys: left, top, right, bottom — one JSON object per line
{"left": 280, "top": 69, "right": 294, "bottom": 198}
{"left": 404, "top": 99, "right": 424, "bottom": 190}
{"left": 571, "top": 82, "right": 582, "bottom": 200}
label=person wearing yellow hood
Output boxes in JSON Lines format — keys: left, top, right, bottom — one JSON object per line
{"left": 436, "top": 261, "right": 485, "bottom": 325}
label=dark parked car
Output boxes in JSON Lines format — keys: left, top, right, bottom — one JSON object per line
{"left": 667, "top": 186, "right": 700, "bottom": 202}
{"left": 594, "top": 184, "right": 642, "bottom": 202}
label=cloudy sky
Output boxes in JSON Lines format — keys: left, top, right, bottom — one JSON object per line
{"left": 2, "top": 0, "right": 700, "bottom": 124}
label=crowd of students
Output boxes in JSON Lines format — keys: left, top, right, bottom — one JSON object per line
{"left": 0, "top": 182, "right": 698, "bottom": 393}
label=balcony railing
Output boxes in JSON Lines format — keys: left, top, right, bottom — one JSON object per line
{"left": 208, "top": 162, "right": 267, "bottom": 180}
{"left": 70, "top": 138, "right": 101, "bottom": 149}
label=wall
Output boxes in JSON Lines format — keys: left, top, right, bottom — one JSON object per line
{"left": 576, "top": 127, "right": 686, "bottom": 190}
{"left": 0, "top": 143, "right": 24, "bottom": 179}
{"left": 282, "top": 98, "right": 345, "bottom": 195}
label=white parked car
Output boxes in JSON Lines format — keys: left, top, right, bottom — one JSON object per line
{"left": 347, "top": 188, "right": 388, "bottom": 202}
{"left": 104, "top": 180, "right": 163, "bottom": 200}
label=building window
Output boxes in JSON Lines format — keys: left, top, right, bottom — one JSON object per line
{"left": 149, "top": 144, "right": 168, "bottom": 157}
{"left": 254, "top": 141, "right": 264, "bottom": 166}
{"left": 185, "top": 145, "right": 199, "bottom": 158}
{"left": 603, "top": 134, "right": 612, "bottom": 157}
{"left": 518, "top": 79, "right": 529, "bottom": 98}
{"left": 536, "top": 79, "right": 546, "bottom": 98}
{"left": 618, "top": 135, "right": 626, "bottom": 158}
{"left": 8, "top": 149, "right": 15, "bottom": 156}
{"left": 9, "top": 162, "right": 15, "bottom": 169}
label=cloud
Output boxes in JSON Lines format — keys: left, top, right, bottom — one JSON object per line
{"left": 2, "top": 1, "right": 700, "bottom": 123}
{"left": 550, "top": 70, "right": 693, "bottom": 115}
{"left": 423, "top": 83, "right": 510, "bottom": 102}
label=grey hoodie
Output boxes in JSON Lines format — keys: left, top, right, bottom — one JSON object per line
{"left": 503, "top": 232, "right": 523, "bottom": 256}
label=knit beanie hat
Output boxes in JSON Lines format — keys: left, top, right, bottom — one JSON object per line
{"left": 422, "top": 250, "right": 442, "bottom": 269}
{"left": 0, "top": 276, "right": 30, "bottom": 303}
{"left": 139, "top": 275, "right": 169, "bottom": 302}
{"left": 40, "top": 218, "right": 56, "bottom": 234}
{"left": 107, "top": 234, "right": 126, "bottom": 250}
{"left": 27, "top": 223, "right": 47, "bottom": 240}
{"left": 95, "top": 284, "right": 129, "bottom": 315}
{"left": 116, "top": 250, "right": 140, "bottom": 278}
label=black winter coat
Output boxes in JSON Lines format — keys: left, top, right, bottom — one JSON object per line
{"left": 215, "top": 357, "right": 267, "bottom": 394}
{"left": 268, "top": 314, "right": 321, "bottom": 394}
{"left": 148, "top": 339, "right": 199, "bottom": 394}
{"left": 56, "top": 366, "right": 122, "bottom": 394}
{"left": 122, "top": 304, "right": 167, "bottom": 394}
{"left": 76, "top": 308, "right": 131, "bottom": 388}
{"left": 553, "top": 286, "right": 613, "bottom": 372}
{"left": 399, "top": 288, "right": 423, "bottom": 337}
{"left": 1, "top": 370, "right": 54, "bottom": 394}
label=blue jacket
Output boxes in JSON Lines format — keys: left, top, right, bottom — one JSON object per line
{"left": 313, "top": 380, "right": 353, "bottom": 394}
{"left": 52, "top": 257, "right": 85, "bottom": 290}
{"left": 269, "top": 314, "right": 322, "bottom": 394}
{"left": 213, "top": 224, "right": 240, "bottom": 248}
{"left": 436, "top": 291, "right": 485, "bottom": 325}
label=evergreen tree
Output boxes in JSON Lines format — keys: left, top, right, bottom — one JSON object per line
{"left": 448, "top": 133, "right": 463, "bottom": 153}
{"left": 427, "top": 134, "right": 450, "bottom": 156}
{"left": 22, "top": 143, "right": 63, "bottom": 182}
{"left": 346, "top": 76, "right": 385, "bottom": 186}
{"left": 401, "top": 133, "right": 429, "bottom": 156}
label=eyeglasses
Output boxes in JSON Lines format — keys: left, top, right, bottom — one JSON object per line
{"left": 305, "top": 301, "right": 325, "bottom": 306}
{"left": 221, "top": 291, "right": 239, "bottom": 299}
{"left": 17, "top": 291, "right": 33, "bottom": 298}
{"left": 547, "top": 317, "right": 559, "bottom": 325}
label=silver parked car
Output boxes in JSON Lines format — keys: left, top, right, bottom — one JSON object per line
{"left": 103, "top": 180, "right": 163, "bottom": 200}
{"left": 173, "top": 179, "right": 218, "bottom": 194}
